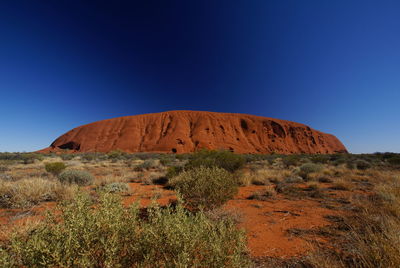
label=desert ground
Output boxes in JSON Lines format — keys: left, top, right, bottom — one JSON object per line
{"left": 1, "top": 150, "right": 399, "bottom": 267}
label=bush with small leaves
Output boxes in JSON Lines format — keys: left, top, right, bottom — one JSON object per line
{"left": 169, "top": 166, "right": 239, "bottom": 210}
{"left": 1, "top": 193, "right": 250, "bottom": 267}
{"left": 134, "top": 159, "right": 158, "bottom": 171}
{"left": 355, "top": 159, "right": 371, "bottom": 170}
{"left": 387, "top": 156, "right": 400, "bottom": 166}
{"left": 298, "top": 163, "right": 323, "bottom": 179}
{"left": 45, "top": 162, "right": 67, "bottom": 176}
{"left": 58, "top": 169, "right": 94, "bottom": 185}
{"left": 60, "top": 154, "right": 75, "bottom": 161}
{"left": 100, "top": 182, "right": 129, "bottom": 193}
{"left": 185, "top": 149, "right": 245, "bottom": 173}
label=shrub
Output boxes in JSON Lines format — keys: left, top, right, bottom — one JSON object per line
{"left": 0, "top": 165, "right": 8, "bottom": 173}
{"left": 1, "top": 193, "right": 250, "bottom": 267}
{"left": 284, "top": 176, "right": 303, "bottom": 184}
{"left": 107, "top": 150, "right": 126, "bottom": 161}
{"left": 282, "top": 155, "right": 303, "bottom": 167}
{"left": 134, "top": 159, "right": 158, "bottom": 171}
{"left": 169, "top": 166, "right": 239, "bottom": 210}
{"left": 247, "top": 188, "right": 276, "bottom": 201}
{"left": 58, "top": 169, "right": 94, "bottom": 185}
{"left": 355, "top": 159, "right": 371, "bottom": 170}
{"left": 298, "top": 163, "right": 323, "bottom": 179}
{"left": 60, "top": 154, "right": 75, "bottom": 161}
{"left": 0, "top": 178, "right": 75, "bottom": 208}
{"left": 45, "top": 162, "right": 67, "bottom": 176}
{"left": 185, "top": 149, "right": 245, "bottom": 173}
{"left": 388, "top": 156, "right": 400, "bottom": 166}
{"left": 165, "top": 165, "right": 183, "bottom": 179}
{"left": 100, "top": 182, "right": 129, "bottom": 193}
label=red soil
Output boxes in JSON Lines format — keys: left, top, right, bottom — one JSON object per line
{"left": 0, "top": 184, "right": 340, "bottom": 259}
{"left": 40, "top": 110, "right": 347, "bottom": 154}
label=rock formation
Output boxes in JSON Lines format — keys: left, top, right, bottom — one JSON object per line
{"left": 41, "top": 110, "right": 347, "bottom": 154}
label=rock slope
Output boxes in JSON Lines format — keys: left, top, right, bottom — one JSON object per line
{"left": 42, "top": 111, "right": 347, "bottom": 154}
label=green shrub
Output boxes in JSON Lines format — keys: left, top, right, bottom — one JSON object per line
{"left": 282, "top": 155, "right": 303, "bottom": 167}
{"left": 298, "top": 163, "right": 323, "bottom": 179}
{"left": 107, "top": 150, "right": 126, "bottom": 161}
{"left": 355, "top": 159, "right": 371, "bottom": 170}
{"left": 134, "top": 159, "right": 158, "bottom": 171}
{"left": 58, "top": 169, "right": 94, "bottom": 185}
{"left": 169, "top": 166, "right": 239, "bottom": 210}
{"left": 100, "top": 182, "right": 129, "bottom": 193}
{"left": 388, "top": 156, "right": 400, "bottom": 166}
{"left": 166, "top": 165, "right": 183, "bottom": 178}
{"left": 45, "top": 162, "right": 67, "bottom": 176}
{"left": 60, "top": 154, "right": 75, "bottom": 161}
{"left": 1, "top": 193, "right": 250, "bottom": 267}
{"left": 185, "top": 149, "right": 245, "bottom": 173}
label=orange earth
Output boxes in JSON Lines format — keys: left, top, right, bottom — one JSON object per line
{"left": 0, "top": 183, "right": 343, "bottom": 260}
{"left": 40, "top": 110, "right": 347, "bottom": 154}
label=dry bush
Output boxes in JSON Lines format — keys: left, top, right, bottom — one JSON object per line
{"left": 239, "top": 168, "right": 291, "bottom": 186}
{"left": 0, "top": 178, "right": 76, "bottom": 208}
{"left": 94, "top": 175, "right": 130, "bottom": 187}
{"left": 308, "top": 170, "right": 400, "bottom": 267}
{"left": 329, "top": 178, "right": 353, "bottom": 191}
{"left": 247, "top": 187, "right": 277, "bottom": 201}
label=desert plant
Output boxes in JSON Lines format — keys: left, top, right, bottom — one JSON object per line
{"left": 100, "top": 182, "right": 130, "bottom": 193}
{"left": 284, "top": 176, "right": 303, "bottom": 184}
{"left": 0, "top": 178, "right": 75, "bottom": 208}
{"left": 1, "top": 193, "right": 250, "bottom": 267}
{"left": 185, "top": 149, "right": 245, "bottom": 173}
{"left": 45, "top": 162, "right": 67, "bottom": 176}
{"left": 298, "top": 163, "right": 323, "bottom": 179}
{"left": 165, "top": 165, "right": 183, "bottom": 178}
{"left": 247, "top": 188, "right": 276, "bottom": 201}
{"left": 134, "top": 159, "right": 158, "bottom": 171}
{"left": 58, "top": 169, "right": 94, "bottom": 185}
{"left": 169, "top": 166, "right": 239, "bottom": 210}
{"left": 387, "top": 156, "right": 400, "bottom": 166}
{"left": 355, "top": 159, "right": 371, "bottom": 170}
{"left": 60, "top": 154, "right": 75, "bottom": 161}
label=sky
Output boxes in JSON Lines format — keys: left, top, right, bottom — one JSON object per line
{"left": 0, "top": 0, "right": 399, "bottom": 153}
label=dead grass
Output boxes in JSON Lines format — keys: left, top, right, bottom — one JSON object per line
{"left": 0, "top": 177, "right": 77, "bottom": 208}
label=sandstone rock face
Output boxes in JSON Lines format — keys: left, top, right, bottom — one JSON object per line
{"left": 43, "top": 111, "right": 347, "bottom": 154}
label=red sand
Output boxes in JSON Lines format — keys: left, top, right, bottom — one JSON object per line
{"left": 0, "top": 184, "right": 341, "bottom": 259}
{"left": 40, "top": 110, "right": 347, "bottom": 154}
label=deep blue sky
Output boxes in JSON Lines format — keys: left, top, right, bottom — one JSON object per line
{"left": 1, "top": 0, "right": 399, "bottom": 153}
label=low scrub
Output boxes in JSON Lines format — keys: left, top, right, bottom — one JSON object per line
{"left": 0, "top": 178, "right": 75, "bottom": 208}
{"left": 58, "top": 169, "right": 94, "bottom": 185}
{"left": 308, "top": 176, "right": 400, "bottom": 267}
{"left": 185, "top": 149, "right": 245, "bottom": 173}
{"left": 45, "top": 162, "right": 66, "bottom": 176}
{"left": 0, "top": 193, "right": 250, "bottom": 267}
{"left": 169, "top": 166, "right": 239, "bottom": 210}
{"left": 298, "top": 163, "right": 323, "bottom": 180}
{"left": 99, "top": 182, "right": 130, "bottom": 193}
{"left": 247, "top": 187, "right": 276, "bottom": 201}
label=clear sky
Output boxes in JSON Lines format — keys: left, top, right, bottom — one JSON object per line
{"left": 1, "top": 0, "right": 399, "bottom": 153}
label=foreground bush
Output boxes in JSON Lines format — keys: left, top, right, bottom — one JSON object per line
{"left": 58, "top": 169, "right": 94, "bottom": 185}
{"left": 169, "top": 166, "right": 239, "bottom": 210}
{"left": 0, "top": 193, "right": 250, "bottom": 267}
{"left": 45, "top": 162, "right": 66, "bottom": 176}
{"left": 185, "top": 149, "right": 245, "bottom": 173}
{"left": 0, "top": 178, "right": 75, "bottom": 208}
